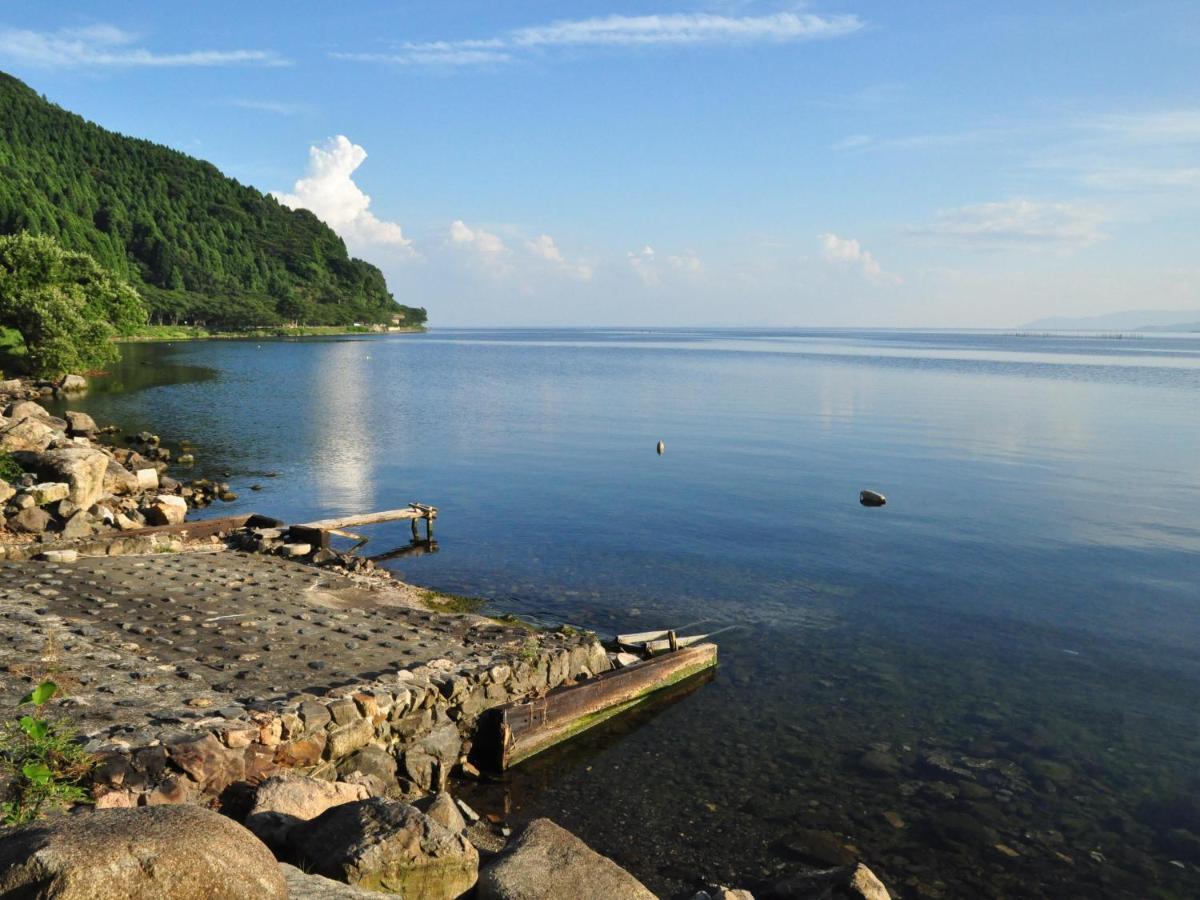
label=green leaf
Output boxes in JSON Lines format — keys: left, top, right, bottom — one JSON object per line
{"left": 18, "top": 715, "right": 48, "bottom": 740}
{"left": 21, "top": 761, "right": 52, "bottom": 785}
{"left": 20, "top": 681, "right": 58, "bottom": 706}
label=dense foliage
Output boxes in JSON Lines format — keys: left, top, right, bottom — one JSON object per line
{"left": 0, "top": 71, "right": 425, "bottom": 328}
{"left": 0, "top": 232, "right": 145, "bottom": 376}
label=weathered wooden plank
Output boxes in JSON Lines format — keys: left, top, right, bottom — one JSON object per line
{"left": 298, "top": 505, "right": 437, "bottom": 530}
{"left": 499, "top": 643, "right": 718, "bottom": 768}
{"left": 111, "top": 514, "right": 256, "bottom": 540}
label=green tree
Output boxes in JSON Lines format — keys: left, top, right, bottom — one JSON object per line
{"left": 0, "top": 232, "right": 146, "bottom": 376}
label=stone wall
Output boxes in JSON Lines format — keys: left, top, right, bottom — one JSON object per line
{"left": 90, "top": 634, "right": 612, "bottom": 808}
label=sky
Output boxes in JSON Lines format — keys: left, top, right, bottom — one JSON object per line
{"left": 1, "top": 1, "right": 1198, "bottom": 327}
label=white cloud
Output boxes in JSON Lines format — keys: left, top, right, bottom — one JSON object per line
{"left": 449, "top": 220, "right": 512, "bottom": 275}
{"left": 912, "top": 200, "right": 1106, "bottom": 248}
{"left": 0, "top": 24, "right": 286, "bottom": 67}
{"left": 1087, "top": 110, "right": 1200, "bottom": 145}
{"left": 831, "top": 134, "right": 874, "bottom": 151}
{"left": 273, "top": 136, "right": 411, "bottom": 251}
{"left": 224, "top": 98, "right": 307, "bottom": 116}
{"left": 627, "top": 245, "right": 702, "bottom": 285}
{"left": 819, "top": 233, "right": 897, "bottom": 283}
{"left": 525, "top": 234, "right": 593, "bottom": 280}
{"left": 333, "top": 10, "right": 863, "bottom": 67}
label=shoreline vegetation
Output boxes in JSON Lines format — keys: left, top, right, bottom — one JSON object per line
{"left": 119, "top": 323, "right": 428, "bottom": 342}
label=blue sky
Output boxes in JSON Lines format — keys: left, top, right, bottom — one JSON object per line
{"left": 1, "top": 2, "right": 1197, "bottom": 326}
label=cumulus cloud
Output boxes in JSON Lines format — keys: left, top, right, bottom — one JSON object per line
{"left": 819, "top": 233, "right": 897, "bottom": 283}
{"left": 0, "top": 24, "right": 286, "bottom": 67}
{"left": 273, "top": 136, "right": 411, "bottom": 251}
{"left": 526, "top": 234, "right": 593, "bottom": 280}
{"left": 627, "top": 245, "right": 702, "bottom": 285}
{"left": 449, "top": 219, "right": 511, "bottom": 275}
{"left": 332, "top": 10, "right": 863, "bottom": 67}
{"left": 912, "top": 200, "right": 1105, "bottom": 248}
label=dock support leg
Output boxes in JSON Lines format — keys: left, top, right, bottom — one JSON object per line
{"left": 425, "top": 515, "right": 434, "bottom": 541}
{"left": 411, "top": 518, "right": 419, "bottom": 541}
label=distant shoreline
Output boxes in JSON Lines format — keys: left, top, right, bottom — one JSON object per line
{"left": 118, "top": 323, "right": 427, "bottom": 343}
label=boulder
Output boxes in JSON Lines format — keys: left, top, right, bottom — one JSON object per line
{"left": 135, "top": 466, "right": 160, "bottom": 491}
{"left": 417, "top": 792, "right": 467, "bottom": 835}
{"left": 0, "top": 805, "right": 286, "bottom": 899}
{"left": 38, "top": 448, "right": 110, "bottom": 510}
{"left": 58, "top": 374, "right": 88, "bottom": 392}
{"left": 477, "top": 818, "right": 655, "bottom": 900}
{"left": 5, "top": 399, "right": 52, "bottom": 421}
{"left": 144, "top": 494, "right": 187, "bottom": 526}
{"left": 245, "top": 774, "right": 370, "bottom": 849}
{"left": 104, "top": 458, "right": 141, "bottom": 495}
{"left": 0, "top": 478, "right": 15, "bottom": 504}
{"left": 289, "top": 797, "right": 479, "bottom": 899}
{"left": 400, "top": 722, "right": 462, "bottom": 792}
{"left": 65, "top": 409, "right": 98, "bottom": 436}
{"left": 9, "top": 505, "right": 52, "bottom": 534}
{"left": 280, "top": 863, "right": 382, "bottom": 899}
{"left": 0, "top": 416, "right": 57, "bottom": 452}
{"left": 28, "top": 481, "right": 70, "bottom": 506}
{"left": 60, "top": 509, "right": 95, "bottom": 540}
{"left": 335, "top": 745, "right": 400, "bottom": 796}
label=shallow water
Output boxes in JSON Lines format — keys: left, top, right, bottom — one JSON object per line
{"left": 59, "top": 329, "right": 1200, "bottom": 898}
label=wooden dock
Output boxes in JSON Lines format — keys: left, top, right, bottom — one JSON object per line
{"left": 290, "top": 503, "right": 438, "bottom": 549}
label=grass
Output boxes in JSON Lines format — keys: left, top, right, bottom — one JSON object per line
{"left": 0, "top": 325, "right": 28, "bottom": 375}
{"left": 418, "top": 589, "right": 487, "bottom": 615}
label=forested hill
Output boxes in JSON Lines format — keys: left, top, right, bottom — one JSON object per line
{"left": 0, "top": 72, "right": 424, "bottom": 328}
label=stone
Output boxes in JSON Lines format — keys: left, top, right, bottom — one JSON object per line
{"left": 776, "top": 828, "right": 857, "bottom": 867}
{"left": 10, "top": 505, "right": 52, "bottom": 534}
{"left": 282, "top": 542, "right": 313, "bottom": 557}
{"left": 280, "top": 863, "right": 382, "bottom": 899}
{"left": 65, "top": 409, "right": 98, "bottom": 436}
{"left": 145, "top": 494, "right": 187, "bottom": 526}
{"left": 694, "top": 889, "right": 755, "bottom": 900}
{"left": 0, "top": 478, "right": 14, "bottom": 504}
{"left": 768, "top": 864, "right": 890, "bottom": 900}
{"left": 245, "top": 774, "right": 370, "bottom": 850}
{"left": 336, "top": 745, "right": 400, "bottom": 795}
{"left": 0, "top": 416, "right": 56, "bottom": 452}
{"left": 289, "top": 797, "right": 479, "bottom": 898}
{"left": 29, "top": 481, "right": 70, "bottom": 505}
{"left": 6, "top": 399, "right": 52, "bottom": 421}
{"left": 40, "top": 549, "right": 79, "bottom": 563}
{"left": 326, "top": 717, "right": 375, "bottom": 759}
{"left": 58, "top": 373, "right": 89, "bottom": 392}
{"left": 60, "top": 510, "right": 95, "bottom": 540}
{"left": 38, "top": 448, "right": 111, "bottom": 510}
{"left": 275, "top": 732, "right": 329, "bottom": 767}
{"left": 103, "top": 458, "right": 140, "bottom": 495}
{"left": 419, "top": 792, "right": 467, "bottom": 834}
{"left": 857, "top": 749, "right": 902, "bottom": 776}
{"left": 165, "top": 732, "right": 246, "bottom": 793}
{"left": 478, "top": 818, "right": 655, "bottom": 900}
{"left": 135, "top": 467, "right": 160, "bottom": 491}
{"left": 0, "top": 805, "right": 286, "bottom": 899}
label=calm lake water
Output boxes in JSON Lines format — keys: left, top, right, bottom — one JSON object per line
{"left": 61, "top": 329, "right": 1200, "bottom": 898}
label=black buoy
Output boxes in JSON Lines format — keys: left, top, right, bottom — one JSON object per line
{"left": 656, "top": 440, "right": 665, "bottom": 455}
{"left": 860, "top": 489, "right": 887, "bottom": 507}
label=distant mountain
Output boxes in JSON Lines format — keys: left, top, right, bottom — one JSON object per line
{"left": 0, "top": 71, "right": 425, "bottom": 328}
{"left": 1021, "top": 310, "right": 1200, "bottom": 332}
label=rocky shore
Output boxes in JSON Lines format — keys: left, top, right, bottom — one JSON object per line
{"left": 0, "top": 373, "right": 893, "bottom": 899}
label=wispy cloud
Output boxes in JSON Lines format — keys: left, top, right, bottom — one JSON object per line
{"left": 273, "top": 136, "right": 411, "bottom": 251}
{"left": 1085, "top": 110, "right": 1200, "bottom": 145}
{"left": 819, "top": 233, "right": 898, "bottom": 283}
{"left": 627, "top": 245, "right": 703, "bottom": 286}
{"left": 223, "top": 99, "right": 309, "bottom": 116}
{"left": 0, "top": 24, "right": 287, "bottom": 67}
{"left": 333, "top": 10, "right": 864, "bottom": 67}
{"left": 912, "top": 200, "right": 1106, "bottom": 248}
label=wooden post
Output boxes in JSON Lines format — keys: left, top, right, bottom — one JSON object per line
{"left": 668, "top": 630, "right": 679, "bottom": 652}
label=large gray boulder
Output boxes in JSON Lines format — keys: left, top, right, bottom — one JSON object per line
{"left": 478, "top": 818, "right": 656, "bottom": 900}
{"left": 289, "top": 797, "right": 479, "bottom": 898}
{"left": 37, "top": 448, "right": 110, "bottom": 510}
{"left": 65, "top": 409, "right": 98, "bottom": 437}
{"left": 0, "top": 805, "right": 287, "bottom": 899}
{"left": 0, "top": 416, "right": 57, "bottom": 452}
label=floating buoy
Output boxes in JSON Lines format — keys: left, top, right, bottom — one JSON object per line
{"left": 860, "top": 490, "right": 887, "bottom": 507}
{"left": 656, "top": 440, "right": 665, "bottom": 455}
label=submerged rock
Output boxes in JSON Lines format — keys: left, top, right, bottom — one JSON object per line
{"left": 478, "top": 818, "right": 655, "bottom": 900}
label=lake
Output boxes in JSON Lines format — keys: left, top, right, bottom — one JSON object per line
{"left": 57, "top": 329, "right": 1200, "bottom": 898}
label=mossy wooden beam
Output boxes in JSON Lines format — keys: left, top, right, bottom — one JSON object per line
{"left": 498, "top": 643, "right": 718, "bottom": 768}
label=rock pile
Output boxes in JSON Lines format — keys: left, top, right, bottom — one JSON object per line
{"left": 0, "top": 376, "right": 232, "bottom": 553}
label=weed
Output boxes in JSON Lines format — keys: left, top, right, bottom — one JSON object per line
{"left": 0, "top": 681, "right": 94, "bottom": 825}
{"left": 0, "top": 450, "right": 24, "bottom": 483}
{"left": 418, "top": 589, "right": 486, "bottom": 615}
